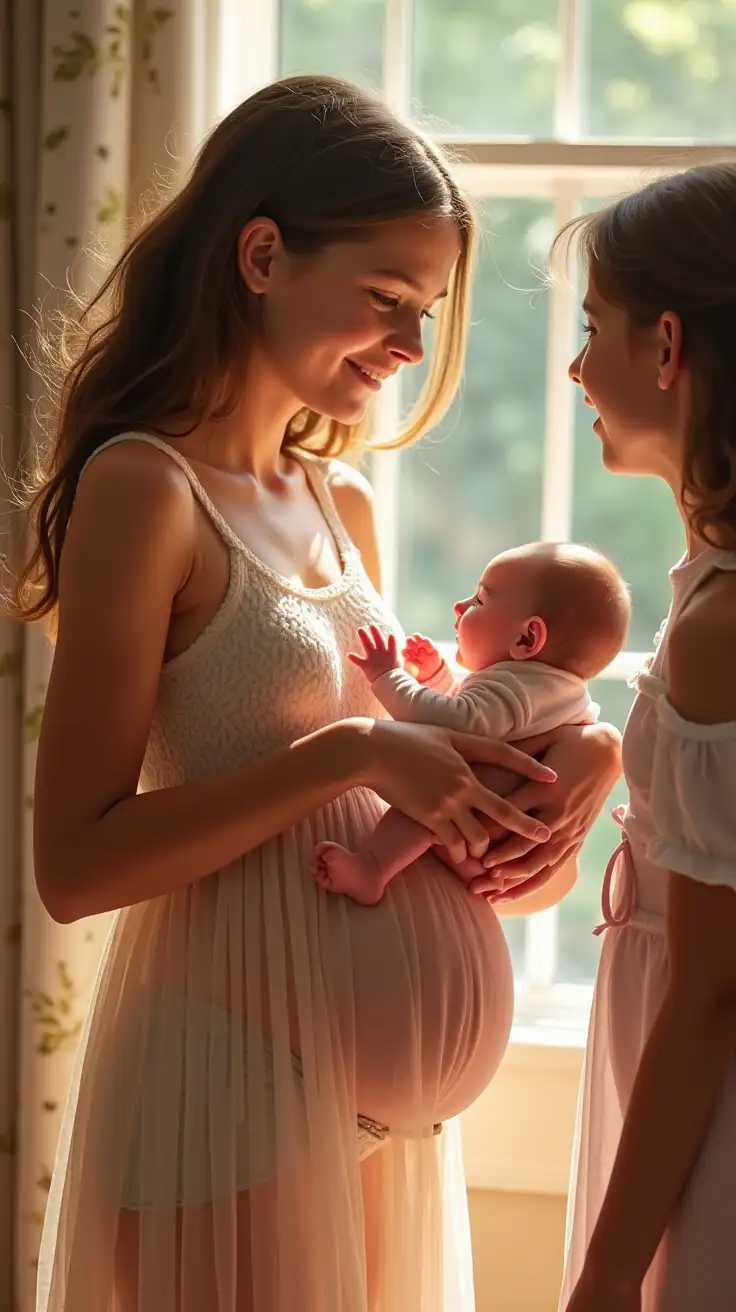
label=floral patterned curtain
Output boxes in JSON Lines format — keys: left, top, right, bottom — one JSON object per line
{"left": 0, "top": 4, "right": 217, "bottom": 1306}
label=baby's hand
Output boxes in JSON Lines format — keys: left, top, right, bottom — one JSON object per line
{"left": 402, "top": 633, "right": 444, "bottom": 683}
{"left": 348, "top": 625, "right": 401, "bottom": 682}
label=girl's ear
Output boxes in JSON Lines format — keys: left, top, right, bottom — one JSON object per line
{"left": 236, "top": 219, "right": 284, "bottom": 295}
{"left": 657, "top": 311, "right": 684, "bottom": 391}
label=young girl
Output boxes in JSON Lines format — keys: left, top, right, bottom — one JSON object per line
{"left": 557, "top": 165, "right": 736, "bottom": 1312}
{"left": 21, "top": 75, "right": 619, "bottom": 1312}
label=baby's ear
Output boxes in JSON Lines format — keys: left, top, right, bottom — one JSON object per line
{"left": 509, "top": 616, "right": 547, "bottom": 662}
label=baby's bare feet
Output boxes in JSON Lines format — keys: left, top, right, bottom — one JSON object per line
{"left": 311, "top": 843, "right": 384, "bottom": 905}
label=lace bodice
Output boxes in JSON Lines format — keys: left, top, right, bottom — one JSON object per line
{"left": 84, "top": 434, "right": 397, "bottom": 788}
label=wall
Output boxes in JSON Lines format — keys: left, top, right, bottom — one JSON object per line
{"left": 469, "top": 1189, "right": 567, "bottom": 1312}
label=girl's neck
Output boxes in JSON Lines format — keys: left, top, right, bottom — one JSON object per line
{"left": 684, "top": 531, "right": 711, "bottom": 563}
{"left": 672, "top": 484, "right": 710, "bottom": 563}
{"left": 165, "top": 368, "right": 304, "bottom": 485}
{"left": 681, "top": 516, "right": 734, "bottom": 563}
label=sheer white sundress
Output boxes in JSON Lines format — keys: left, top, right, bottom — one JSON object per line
{"left": 36, "top": 434, "right": 516, "bottom": 1312}
{"left": 560, "top": 547, "right": 736, "bottom": 1311}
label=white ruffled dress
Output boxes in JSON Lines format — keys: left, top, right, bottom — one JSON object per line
{"left": 560, "top": 547, "right": 736, "bottom": 1311}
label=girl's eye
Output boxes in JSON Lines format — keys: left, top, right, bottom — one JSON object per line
{"left": 371, "top": 290, "right": 400, "bottom": 309}
{"left": 370, "top": 290, "right": 435, "bottom": 320}
{"left": 581, "top": 322, "right": 596, "bottom": 338}
{"left": 473, "top": 593, "right": 483, "bottom": 605}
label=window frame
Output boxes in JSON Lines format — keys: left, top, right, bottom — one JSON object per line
{"left": 462, "top": 1036, "right": 583, "bottom": 1194}
{"left": 370, "top": 135, "right": 720, "bottom": 1033}
{"left": 216, "top": 0, "right": 728, "bottom": 1043}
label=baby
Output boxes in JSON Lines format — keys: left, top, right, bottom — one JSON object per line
{"left": 312, "top": 542, "right": 630, "bottom": 904}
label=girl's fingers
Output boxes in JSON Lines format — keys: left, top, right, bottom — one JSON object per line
{"left": 466, "top": 871, "right": 507, "bottom": 896}
{"left": 453, "top": 809, "right": 493, "bottom": 856}
{"left": 431, "top": 821, "right": 467, "bottom": 866}
{"left": 486, "top": 838, "right": 572, "bottom": 888}
{"left": 488, "top": 866, "right": 560, "bottom": 904}
{"left": 449, "top": 732, "right": 556, "bottom": 783}
{"left": 482, "top": 835, "right": 538, "bottom": 868}
{"left": 471, "top": 785, "right": 550, "bottom": 842}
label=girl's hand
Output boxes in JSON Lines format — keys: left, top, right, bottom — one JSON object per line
{"left": 348, "top": 626, "right": 401, "bottom": 682}
{"left": 360, "top": 720, "right": 556, "bottom": 864}
{"left": 402, "top": 633, "right": 444, "bottom": 683}
{"left": 467, "top": 722, "right": 622, "bottom": 898}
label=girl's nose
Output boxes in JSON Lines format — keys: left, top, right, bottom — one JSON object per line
{"left": 568, "top": 348, "right": 584, "bottom": 383}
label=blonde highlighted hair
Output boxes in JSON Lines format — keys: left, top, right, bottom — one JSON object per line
{"left": 14, "top": 75, "right": 476, "bottom": 623}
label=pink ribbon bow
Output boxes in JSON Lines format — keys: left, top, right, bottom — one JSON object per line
{"left": 593, "top": 805, "right": 637, "bottom": 936}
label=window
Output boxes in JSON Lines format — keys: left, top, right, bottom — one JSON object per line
{"left": 217, "top": 0, "right": 732, "bottom": 1035}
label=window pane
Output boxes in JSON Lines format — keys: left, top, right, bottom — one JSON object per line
{"left": 583, "top": 0, "right": 736, "bottom": 140}
{"left": 413, "top": 1, "right": 558, "bottom": 137}
{"left": 279, "top": 0, "right": 384, "bottom": 88}
{"left": 557, "top": 677, "right": 633, "bottom": 983}
{"left": 397, "top": 198, "right": 552, "bottom": 639}
{"left": 572, "top": 358, "right": 684, "bottom": 652}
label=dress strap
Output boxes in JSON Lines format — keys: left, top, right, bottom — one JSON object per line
{"left": 290, "top": 452, "right": 358, "bottom": 564}
{"left": 654, "top": 548, "right": 736, "bottom": 681}
{"left": 78, "top": 433, "right": 244, "bottom": 555}
{"left": 672, "top": 548, "right": 736, "bottom": 623}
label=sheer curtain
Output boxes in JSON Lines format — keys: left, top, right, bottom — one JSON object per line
{"left": 0, "top": 3, "right": 219, "bottom": 1305}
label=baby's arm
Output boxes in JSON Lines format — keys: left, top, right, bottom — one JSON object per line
{"left": 349, "top": 627, "right": 527, "bottom": 738}
{"left": 375, "top": 668, "right": 525, "bottom": 739}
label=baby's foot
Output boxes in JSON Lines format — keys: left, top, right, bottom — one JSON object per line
{"left": 311, "top": 843, "right": 384, "bottom": 905}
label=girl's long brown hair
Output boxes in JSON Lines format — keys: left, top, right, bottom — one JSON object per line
{"left": 15, "top": 75, "right": 476, "bottom": 623}
{"left": 553, "top": 162, "right": 736, "bottom": 549}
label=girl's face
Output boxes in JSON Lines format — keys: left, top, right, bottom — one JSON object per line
{"left": 239, "top": 214, "right": 461, "bottom": 423}
{"left": 568, "top": 270, "right": 687, "bottom": 486}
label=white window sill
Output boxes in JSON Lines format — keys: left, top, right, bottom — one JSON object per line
{"left": 461, "top": 985, "right": 590, "bottom": 1196}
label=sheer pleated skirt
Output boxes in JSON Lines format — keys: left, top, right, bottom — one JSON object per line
{"left": 560, "top": 910, "right": 736, "bottom": 1311}
{"left": 37, "top": 788, "right": 514, "bottom": 1312}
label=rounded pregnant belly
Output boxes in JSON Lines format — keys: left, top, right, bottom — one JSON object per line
{"left": 341, "top": 853, "right": 514, "bottom": 1129}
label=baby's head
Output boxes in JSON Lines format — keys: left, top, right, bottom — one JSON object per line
{"left": 453, "top": 543, "right": 630, "bottom": 680}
